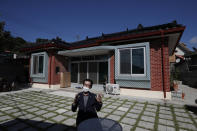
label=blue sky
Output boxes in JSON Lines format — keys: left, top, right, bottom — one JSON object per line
{"left": 0, "top": 0, "right": 197, "bottom": 50}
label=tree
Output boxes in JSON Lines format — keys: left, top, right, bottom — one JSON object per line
{"left": 36, "top": 38, "right": 49, "bottom": 43}
{"left": 0, "top": 21, "right": 27, "bottom": 52}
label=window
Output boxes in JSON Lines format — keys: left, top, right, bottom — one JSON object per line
{"left": 132, "top": 48, "right": 144, "bottom": 74}
{"left": 32, "top": 54, "right": 44, "bottom": 75}
{"left": 119, "top": 47, "right": 145, "bottom": 75}
{"left": 119, "top": 49, "right": 131, "bottom": 74}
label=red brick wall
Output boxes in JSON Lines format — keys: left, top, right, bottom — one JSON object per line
{"left": 50, "top": 54, "right": 68, "bottom": 85}
{"left": 150, "top": 39, "right": 170, "bottom": 92}
{"left": 110, "top": 53, "right": 115, "bottom": 84}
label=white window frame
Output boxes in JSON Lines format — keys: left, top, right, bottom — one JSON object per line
{"left": 118, "top": 47, "right": 146, "bottom": 77}
{"left": 31, "top": 52, "right": 46, "bottom": 77}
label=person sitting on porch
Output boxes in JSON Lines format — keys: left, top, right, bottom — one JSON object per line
{"left": 71, "top": 78, "right": 103, "bottom": 127}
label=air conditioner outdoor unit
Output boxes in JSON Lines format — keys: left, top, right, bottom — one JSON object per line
{"left": 105, "top": 84, "right": 120, "bottom": 95}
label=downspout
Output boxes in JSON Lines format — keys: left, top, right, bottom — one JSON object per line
{"left": 49, "top": 55, "right": 52, "bottom": 88}
{"left": 160, "top": 30, "right": 166, "bottom": 99}
{"left": 29, "top": 57, "right": 32, "bottom": 83}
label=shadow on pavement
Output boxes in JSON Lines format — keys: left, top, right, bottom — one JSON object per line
{"left": 184, "top": 105, "right": 197, "bottom": 115}
{"left": 0, "top": 118, "right": 77, "bottom": 131}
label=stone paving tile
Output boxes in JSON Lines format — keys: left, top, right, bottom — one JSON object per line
{"left": 159, "top": 110, "right": 172, "bottom": 115}
{"left": 107, "top": 105, "right": 117, "bottom": 109}
{"left": 178, "top": 121, "right": 196, "bottom": 130}
{"left": 111, "top": 104, "right": 122, "bottom": 107}
{"left": 64, "top": 105, "right": 72, "bottom": 110}
{"left": 112, "top": 110, "right": 126, "bottom": 116}
{"left": 146, "top": 104, "right": 157, "bottom": 109}
{"left": 190, "top": 113, "right": 197, "bottom": 119}
{"left": 143, "top": 111, "right": 156, "bottom": 117}
{"left": 176, "top": 116, "right": 193, "bottom": 124}
{"left": 138, "top": 121, "right": 154, "bottom": 130}
{"left": 179, "top": 129, "right": 189, "bottom": 131}
{"left": 158, "top": 124, "right": 175, "bottom": 131}
{"left": 125, "top": 112, "right": 139, "bottom": 119}
{"left": 55, "top": 109, "right": 68, "bottom": 114}
{"left": 97, "top": 112, "right": 108, "bottom": 118}
{"left": 47, "top": 107, "right": 59, "bottom": 111}
{"left": 62, "top": 118, "right": 75, "bottom": 126}
{"left": 39, "top": 105, "right": 50, "bottom": 109}
{"left": 159, "top": 118, "right": 175, "bottom": 127}
{"left": 129, "top": 109, "right": 142, "bottom": 114}
{"left": 101, "top": 108, "right": 114, "bottom": 113}
{"left": 0, "top": 115, "right": 12, "bottom": 122}
{"left": 141, "top": 116, "right": 155, "bottom": 123}
{"left": 12, "top": 112, "right": 24, "bottom": 117}
{"left": 133, "top": 106, "right": 144, "bottom": 110}
{"left": 135, "top": 103, "right": 145, "bottom": 107}
{"left": 125, "top": 101, "right": 135, "bottom": 105}
{"left": 56, "top": 104, "right": 66, "bottom": 108}
{"left": 5, "top": 108, "right": 19, "bottom": 114}
{"left": 175, "top": 112, "right": 189, "bottom": 118}
{"left": 31, "top": 117, "right": 44, "bottom": 122}
{"left": 174, "top": 108, "right": 186, "bottom": 113}
{"left": 19, "top": 114, "right": 36, "bottom": 120}
{"left": 107, "top": 114, "right": 121, "bottom": 121}
{"left": 0, "top": 118, "right": 19, "bottom": 127}
{"left": 121, "top": 117, "right": 136, "bottom": 125}
{"left": 42, "top": 112, "right": 57, "bottom": 119}
{"left": 120, "top": 123, "right": 133, "bottom": 131}
{"left": 145, "top": 107, "right": 157, "bottom": 112}
{"left": 0, "top": 107, "right": 13, "bottom": 111}
{"left": 63, "top": 111, "right": 76, "bottom": 116}
{"left": 159, "top": 106, "right": 171, "bottom": 110}
{"left": 51, "top": 115, "right": 66, "bottom": 122}
{"left": 159, "top": 113, "right": 173, "bottom": 120}
{"left": 34, "top": 110, "right": 48, "bottom": 115}
{"left": 26, "top": 107, "right": 40, "bottom": 112}
{"left": 135, "top": 127, "right": 150, "bottom": 131}
{"left": 117, "top": 107, "right": 129, "bottom": 112}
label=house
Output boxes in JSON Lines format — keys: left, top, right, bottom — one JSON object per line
{"left": 20, "top": 21, "right": 185, "bottom": 99}
{"left": 169, "top": 43, "right": 191, "bottom": 63}
{"left": 176, "top": 51, "right": 197, "bottom": 88}
{"left": 169, "top": 43, "right": 191, "bottom": 73}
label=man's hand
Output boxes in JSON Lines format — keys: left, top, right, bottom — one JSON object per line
{"left": 95, "top": 93, "right": 102, "bottom": 103}
{"left": 73, "top": 93, "right": 80, "bottom": 104}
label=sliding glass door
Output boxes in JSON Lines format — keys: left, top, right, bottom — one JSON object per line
{"left": 89, "top": 62, "right": 98, "bottom": 84}
{"left": 71, "top": 61, "right": 108, "bottom": 84}
{"left": 79, "top": 62, "right": 87, "bottom": 84}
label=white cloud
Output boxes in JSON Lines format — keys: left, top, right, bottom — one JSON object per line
{"left": 189, "top": 36, "right": 197, "bottom": 44}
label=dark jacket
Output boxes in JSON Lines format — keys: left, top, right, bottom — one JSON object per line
{"left": 71, "top": 91, "right": 103, "bottom": 126}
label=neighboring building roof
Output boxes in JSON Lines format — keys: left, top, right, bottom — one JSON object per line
{"left": 20, "top": 20, "right": 185, "bottom": 53}
{"left": 177, "top": 43, "right": 191, "bottom": 54}
{"left": 185, "top": 51, "right": 197, "bottom": 57}
{"left": 20, "top": 40, "right": 72, "bottom": 52}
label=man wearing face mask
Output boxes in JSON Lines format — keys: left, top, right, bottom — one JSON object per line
{"left": 71, "top": 78, "right": 103, "bottom": 127}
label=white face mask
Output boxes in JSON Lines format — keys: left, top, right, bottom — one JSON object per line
{"left": 83, "top": 86, "right": 90, "bottom": 92}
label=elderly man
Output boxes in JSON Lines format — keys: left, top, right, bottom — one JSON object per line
{"left": 71, "top": 79, "right": 103, "bottom": 127}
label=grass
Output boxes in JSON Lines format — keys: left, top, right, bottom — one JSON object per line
{"left": 170, "top": 105, "right": 179, "bottom": 131}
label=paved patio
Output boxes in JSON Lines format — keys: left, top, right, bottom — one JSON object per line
{"left": 0, "top": 88, "right": 196, "bottom": 131}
